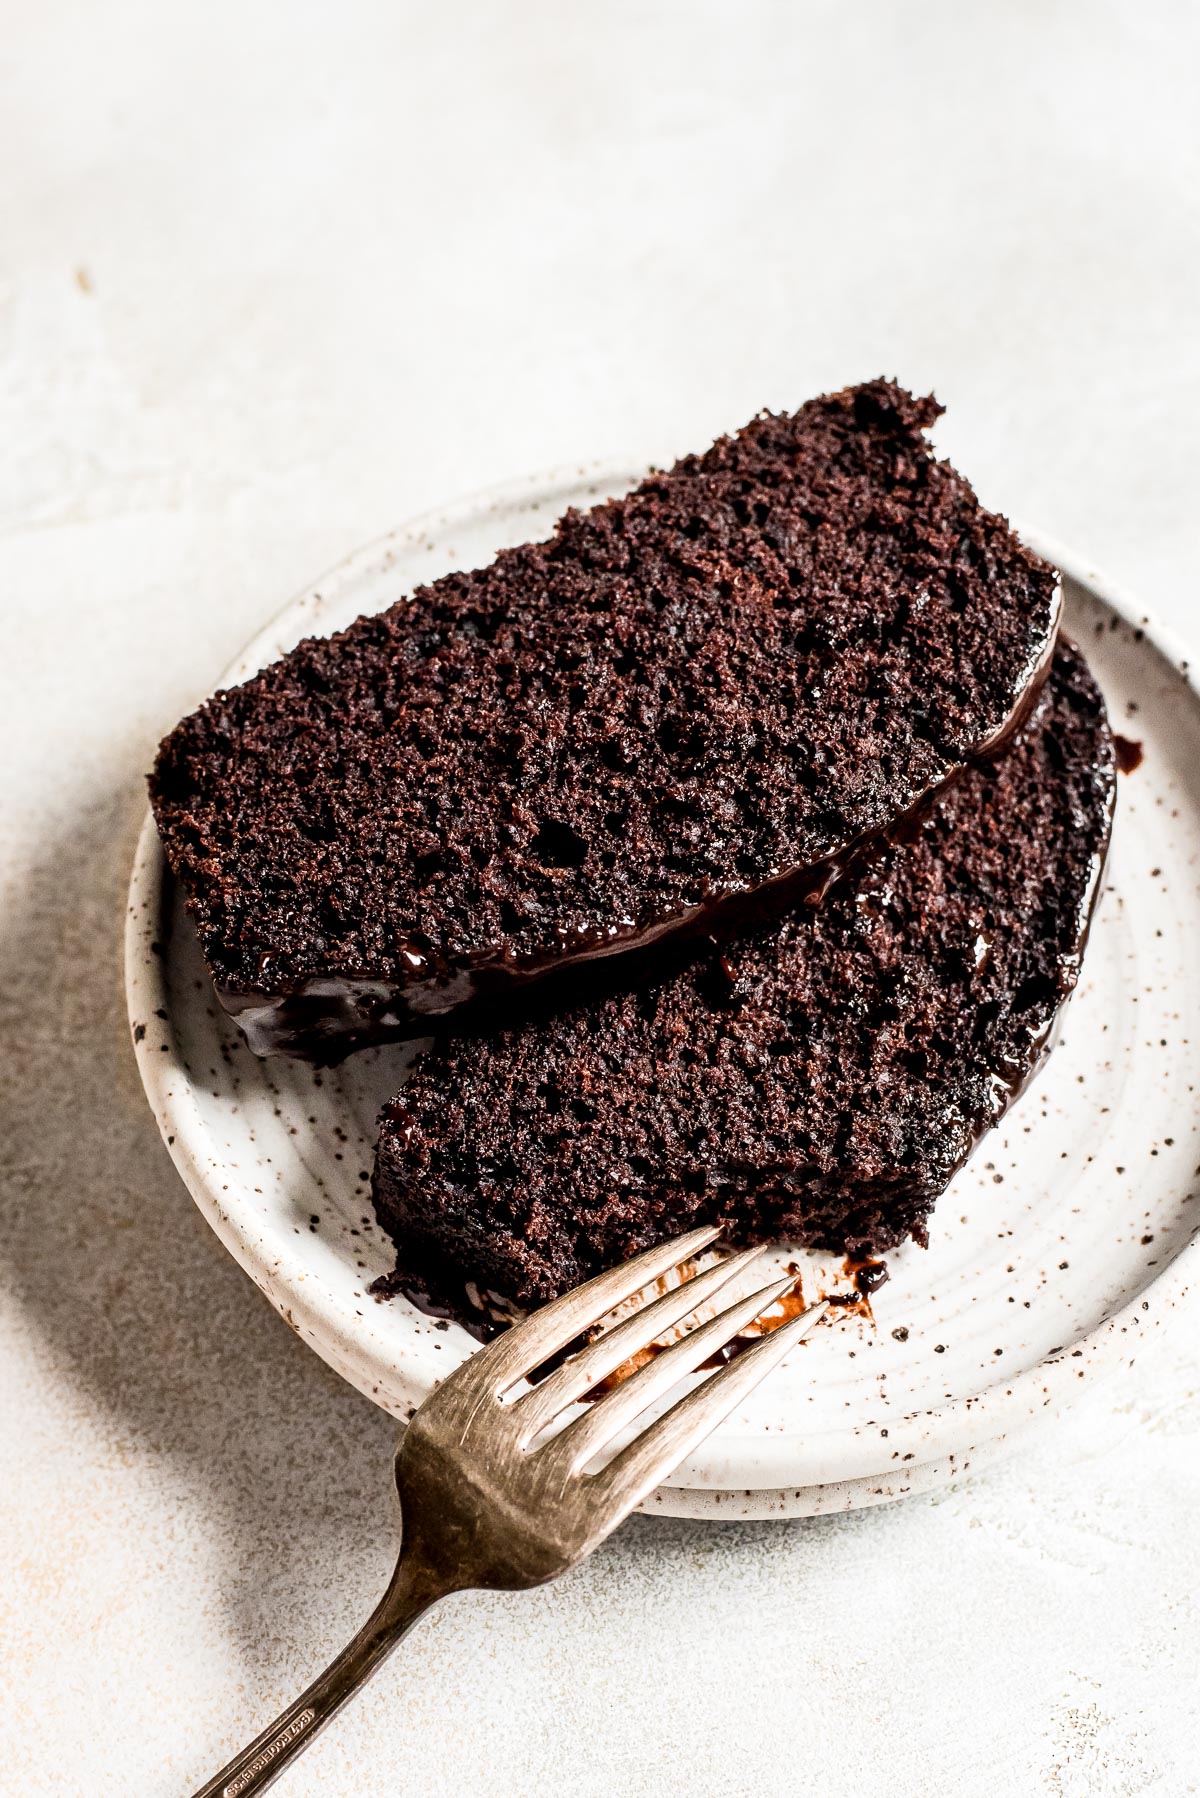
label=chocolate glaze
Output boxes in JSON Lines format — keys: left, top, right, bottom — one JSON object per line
{"left": 845, "top": 1254, "right": 890, "bottom": 1297}
{"left": 372, "top": 1251, "right": 522, "bottom": 1344}
{"left": 1113, "top": 734, "right": 1144, "bottom": 774}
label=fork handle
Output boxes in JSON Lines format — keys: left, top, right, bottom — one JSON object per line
{"left": 192, "top": 1553, "right": 447, "bottom": 1797}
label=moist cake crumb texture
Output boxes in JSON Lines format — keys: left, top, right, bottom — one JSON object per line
{"left": 150, "top": 378, "right": 1060, "bottom": 1058}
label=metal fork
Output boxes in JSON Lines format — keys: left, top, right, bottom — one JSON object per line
{"left": 195, "top": 1227, "right": 827, "bottom": 1796}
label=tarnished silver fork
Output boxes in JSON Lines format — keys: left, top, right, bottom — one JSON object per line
{"left": 196, "top": 1226, "right": 827, "bottom": 1796}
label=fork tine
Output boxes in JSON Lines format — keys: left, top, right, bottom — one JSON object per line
{"left": 538, "top": 1272, "right": 803, "bottom": 1473}
{"left": 472, "top": 1225, "right": 722, "bottom": 1390}
{"left": 589, "top": 1299, "right": 829, "bottom": 1518}
{"left": 516, "top": 1244, "right": 769, "bottom": 1440}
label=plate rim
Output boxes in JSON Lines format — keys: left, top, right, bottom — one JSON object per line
{"left": 125, "top": 469, "right": 1200, "bottom": 1497}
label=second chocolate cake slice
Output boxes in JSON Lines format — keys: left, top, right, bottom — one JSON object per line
{"left": 373, "top": 642, "right": 1114, "bottom": 1312}
{"left": 151, "top": 379, "right": 1060, "bottom": 1059}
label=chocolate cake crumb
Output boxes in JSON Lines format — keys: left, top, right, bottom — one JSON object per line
{"left": 151, "top": 379, "right": 1060, "bottom": 1060}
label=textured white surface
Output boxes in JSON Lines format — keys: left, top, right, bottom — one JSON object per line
{"left": 2, "top": 2, "right": 1199, "bottom": 1793}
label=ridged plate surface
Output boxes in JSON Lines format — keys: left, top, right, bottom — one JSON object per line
{"left": 126, "top": 469, "right": 1200, "bottom": 1516}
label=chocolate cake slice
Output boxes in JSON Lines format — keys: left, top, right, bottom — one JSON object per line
{"left": 151, "top": 380, "right": 1061, "bottom": 1060}
{"left": 373, "top": 642, "right": 1114, "bottom": 1311}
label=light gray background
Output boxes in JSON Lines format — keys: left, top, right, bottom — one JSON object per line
{"left": 2, "top": 3, "right": 1198, "bottom": 1793}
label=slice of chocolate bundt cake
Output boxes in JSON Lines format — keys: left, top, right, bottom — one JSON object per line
{"left": 151, "top": 379, "right": 1060, "bottom": 1060}
{"left": 373, "top": 642, "right": 1114, "bottom": 1311}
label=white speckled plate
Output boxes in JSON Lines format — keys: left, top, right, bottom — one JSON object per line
{"left": 126, "top": 468, "right": 1200, "bottom": 1519}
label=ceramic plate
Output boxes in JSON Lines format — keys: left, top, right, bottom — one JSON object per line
{"left": 126, "top": 468, "right": 1200, "bottom": 1519}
